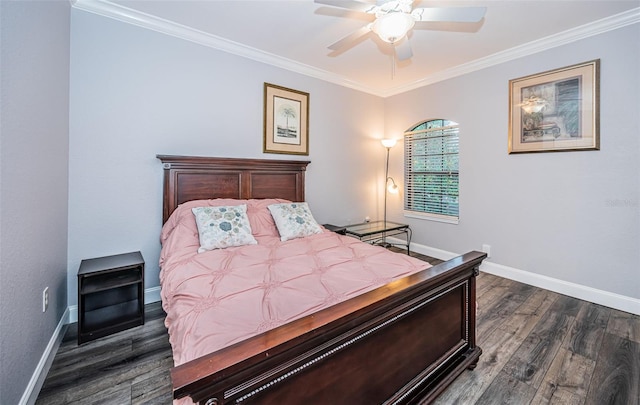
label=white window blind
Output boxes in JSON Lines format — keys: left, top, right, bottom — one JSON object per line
{"left": 404, "top": 119, "right": 459, "bottom": 223}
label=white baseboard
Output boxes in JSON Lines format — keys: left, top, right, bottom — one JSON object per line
{"left": 144, "top": 286, "right": 162, "bottom": 306}
{"left": 25, "top": 287, "right": 162, "bottom": 403}
{"left": 479, "top": 260, "right": 640, "bottom": 316}
{"left": 68, "top": 286, "right": 162, "bottom": 324}
{"left": 399, "top": 238, "right": 640, "bottom": 316}
{"left": 20, "top": 307, "right": 70, "bottom": 405}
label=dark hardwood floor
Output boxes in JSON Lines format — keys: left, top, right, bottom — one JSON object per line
{"left": 36, "top": 302, "right": 173, "bottom": 405}
{"left": 37, "top": 251, "right": 640, "bottom": 404}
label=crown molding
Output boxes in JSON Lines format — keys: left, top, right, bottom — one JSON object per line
{"left": 71, "top": 1, "right": 639, "bottom": 98}
{"left": 382, "top": 7, "right": 640, "bottom": 97}
{"left": 70, "top": 0, "right": 376, "bottom": 95}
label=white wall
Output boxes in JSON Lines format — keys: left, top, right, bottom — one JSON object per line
{"left": 68, "top": 9, "right": 385, "bottom": 305}
{"left": 384, "top": 24, "right": 640, "bottom": 302}
{"left": 0, "top": 2, "right": 70, "bottom": 404}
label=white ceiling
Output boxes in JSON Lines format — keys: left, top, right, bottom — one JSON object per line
{"left": 74, "top": 0, "right": 640, "bottom": 96}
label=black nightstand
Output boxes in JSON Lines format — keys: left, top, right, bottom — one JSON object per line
{"left": 77, "top": 251, "right": 145, "bottom": 344}
{"left": 323, "top": 224, "right": 347, "bottom": 235}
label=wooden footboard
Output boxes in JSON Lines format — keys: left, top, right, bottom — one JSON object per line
{"left": 171, "top": 251, "right": 486, "bottom": 405}
{"left": 157, "top": 156, "right": 486, "bottom": 404}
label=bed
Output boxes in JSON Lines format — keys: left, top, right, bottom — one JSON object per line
{"left": 157, "top": 155, "right": 486, "bottom": 405}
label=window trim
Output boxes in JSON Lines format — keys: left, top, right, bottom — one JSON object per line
{"left": 404, "top": 210, "right": 459, "bottom": 225}
{"left": 403, "top": 119, "right": 460, "bottom": 224}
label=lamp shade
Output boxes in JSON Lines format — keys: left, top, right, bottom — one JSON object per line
{"left": 371, "top": 12, "right": 415, "bottom": 44}
{"left": 381, "top": 138, "right": 397, "bottom": 148}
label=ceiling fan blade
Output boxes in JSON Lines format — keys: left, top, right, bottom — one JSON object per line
{"left": 314, "top": 0, "right": 377, "bottom": 13}
{"left": 412, "top": 7, "right": 487, "bottom": 23}
{"left": 328, "top": 25, "right": 372, "bottom": 51}
{"left": 395, "top": 37, "right": 413, "bottom": 61}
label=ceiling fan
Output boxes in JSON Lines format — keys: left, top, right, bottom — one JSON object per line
{"left": 315, "top": 0, "right": 486, "bottom": 61}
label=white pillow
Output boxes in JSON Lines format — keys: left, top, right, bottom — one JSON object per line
{"left": 268, "top": 202, "right": 323, "bottom": 242}
{"left": 192, "top": 205, "right": 257, "bottom": 252}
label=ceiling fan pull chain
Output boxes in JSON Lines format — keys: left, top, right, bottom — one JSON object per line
{"left": 391, "top": 46, "right": 396, "bottom": 79}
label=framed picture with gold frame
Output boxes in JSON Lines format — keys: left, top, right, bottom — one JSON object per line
{"left": 263, "top": 83, "right": 309, "bottom": 155}
{"left": 508, "top": 59, "right": 600, "bottom": 154}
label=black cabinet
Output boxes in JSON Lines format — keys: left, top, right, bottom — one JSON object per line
{"left": 77, "top": 251, "right": 145, "bottom": 344}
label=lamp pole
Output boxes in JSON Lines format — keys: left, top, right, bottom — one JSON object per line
{"left": 381, "top": 138, "right": 397, "bottom": 248}
{"left": 384, "top": 145, "right": 391, "bottom": 228}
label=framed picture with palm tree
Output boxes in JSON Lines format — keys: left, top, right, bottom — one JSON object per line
{"left": 264, "top": 83, "right": 309, "bottom": 155}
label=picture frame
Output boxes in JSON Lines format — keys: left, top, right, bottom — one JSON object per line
{"left": 508, "top": 59, "right": 599, "bottom": 154}
{"left": 263, "top": 83, "right": 309, "bottom": 155}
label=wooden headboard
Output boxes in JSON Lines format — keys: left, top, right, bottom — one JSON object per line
{"left": 157, "top": 155, "right": 311, "bottom": 223}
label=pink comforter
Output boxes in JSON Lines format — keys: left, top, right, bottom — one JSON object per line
{"left": 159, "top": 199, "right": 431, "bottom": 382}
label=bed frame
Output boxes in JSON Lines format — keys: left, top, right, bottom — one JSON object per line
{"left": 158, "top": 155, "right": 486, "bottom": 405}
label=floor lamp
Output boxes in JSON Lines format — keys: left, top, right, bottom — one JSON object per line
{"left": 381, "top": 138, "right": 399, "bottom": 246}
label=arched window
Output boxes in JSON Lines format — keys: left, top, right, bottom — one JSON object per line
{"left": 404, "top": 119, "right": 459, "bottom": 224}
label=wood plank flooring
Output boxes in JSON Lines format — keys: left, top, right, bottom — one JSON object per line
{"left": 36, "top": 303, "right": 173, "bottom": 405}
{"left": 37, "top": 252, "right": 640, "bottom": 404}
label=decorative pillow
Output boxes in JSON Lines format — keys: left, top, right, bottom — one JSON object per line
{"left": 192, "top": 205, "right": 257, "bottom": 252}
{"left": 267, "top": 202, "right": 323, "bottom": 242}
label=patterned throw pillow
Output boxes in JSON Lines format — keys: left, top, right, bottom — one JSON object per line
{"left": 268, "top": 202, "right": 323, "bottom": 242}
{"left": 192, "top": 205, "right": 257, "bottom": 252}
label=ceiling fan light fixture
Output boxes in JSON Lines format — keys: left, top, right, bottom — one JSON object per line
{"left": 372, "top": 12, "right": 415, "bottom": 43}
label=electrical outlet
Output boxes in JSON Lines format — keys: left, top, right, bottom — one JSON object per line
{"left": 482, "top": 244, "right": 491, "bottom": 258}
{"left": 42, "top": 287, "right": 49, "bottom": 312}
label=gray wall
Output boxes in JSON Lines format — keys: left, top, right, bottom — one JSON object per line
{"left": 67, "top": 9, "right": 385, "bottom": 306}
{"left": 0, "top": 1, "right": 70, "bottom": 404}
{"left": 384, "top": 24, "right": 640, "bottom": 301}
{"left": 1, "top": 3, "right": 638, "bottom": 402}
